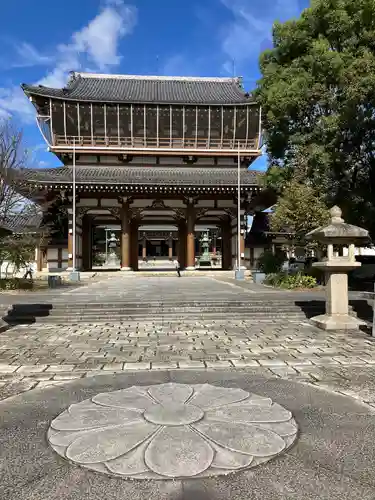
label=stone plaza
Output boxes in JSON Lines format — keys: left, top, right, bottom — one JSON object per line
{"left": 1, "top": 273, "right": 375, "bottom": 499}
{"left": 3, "top": 69, "right": 375, "bottom": 500}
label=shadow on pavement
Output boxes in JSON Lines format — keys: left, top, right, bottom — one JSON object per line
{"left": 2, "top": 303, "right": 53, "bottom": 326}
{"left": 294, "top": 299, "right": 373, "bottom": 329}
{"left": 171, "top": 486, "right": 214, "bottom": 500}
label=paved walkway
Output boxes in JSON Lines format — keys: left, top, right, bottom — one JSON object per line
{"left": 0, "top": 274, "right": 374, "bottom": 411}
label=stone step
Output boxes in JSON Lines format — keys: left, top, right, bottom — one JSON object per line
{"left": 5, "top": 301, "right": 327, "bottom": 311}
{"left": 39, "top": 302, "right": 325, "bottom": 310}
{"left": 4, "top": 312, "right": 319, "bottom": 325}
{"left": 4, "top": 304, "right": 316, "bottom": 313}
{"left": 8, "top": 305, "right": 326, "bottom": 313}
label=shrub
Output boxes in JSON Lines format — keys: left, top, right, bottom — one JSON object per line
{"left": 264, "top": 272, "right": 317, "bottom": 289}
{"left": 257, "top": 250, "right": 286, "bottom": 274}
{"left": 264, "top": 273, "right": 284, "bottom": 287}
{"left": 305, "top": 266, "right": 325, "bottom": 285}
{"left": 0, "top": 278, "right": 34, "bottom": 291}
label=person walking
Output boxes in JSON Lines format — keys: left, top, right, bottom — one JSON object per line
{"left": 23, "top": 263, "right": 33, "bottom": 280}
{"left": 174, "top": 258, "right": 181, "bottom": 277}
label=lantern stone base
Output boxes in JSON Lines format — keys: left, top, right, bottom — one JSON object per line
{"left": 120, "top": 267, "right": 132, "bottom": 272}
{"left": 310, "top": 314, "right": 366, "bottom": 331}
{"left": 235, "top": 269, "right": 245, "bottom": 280}
{"left": 310, "top": 261, "right": 364, "bottom": 331}
{"left": 69, "top": 271, "right": 81, "bottom": 282}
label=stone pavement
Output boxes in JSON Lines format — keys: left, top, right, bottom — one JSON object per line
{"left": 2, "top": 371, "right": 375, "bottom": 499}
{"left": 0, "top": 273, "right": 374, "bottom": 410}
{"left": 2, "top": 274, "right": 375, "bottom": 499}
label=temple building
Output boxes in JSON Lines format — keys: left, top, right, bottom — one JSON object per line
{"left": 20, "top": 72, "right": 273, "bottom": 272}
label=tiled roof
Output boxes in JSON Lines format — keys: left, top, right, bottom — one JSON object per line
{"left": 0, "top": 212, "right": 43, "bottom": 233}
{"left": 21, "top": 72, "right": 253, "bottom": 104}
{"left": 20, "top": 165, "right": 261, "bottom": 187}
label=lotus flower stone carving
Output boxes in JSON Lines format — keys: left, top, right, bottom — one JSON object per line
{"left": 48, "top": 383, "right": 298, "bottom": 479}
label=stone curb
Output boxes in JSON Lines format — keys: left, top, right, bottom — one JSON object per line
{"left": 2, "top": 366, "right": 375, "bottom": 416}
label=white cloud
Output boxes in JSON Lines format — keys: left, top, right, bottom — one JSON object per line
{"left": 0, "top": 0, "right": 137, "bottom": 119}
{"left": 0, "top": 86, "right": 35, "bottom": 123}
{"left": 73, "top": 3, "right": 136, "bottom": 69}
{"left": 220, "top": 0, "right": 300, "bottom": 74}
{"left": 12, "top": 42, "right": 54, "bottom": 68}
{"left": 38, "top": 0, "right": 136, "bottom": 88}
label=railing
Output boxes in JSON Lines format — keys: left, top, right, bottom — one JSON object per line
{"left": 53, "top": 135, "right": 258, "bottom": 150}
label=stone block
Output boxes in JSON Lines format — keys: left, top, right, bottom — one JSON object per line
{"left": 310, "top": 314, "right": 366, "bottom": 331}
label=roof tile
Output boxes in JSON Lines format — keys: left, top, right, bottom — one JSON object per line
{"left": 20, "top": 166, "right": 261, "bottom": 187}
{"left": 22, "top": 73, "right": 252, "bottom": 104}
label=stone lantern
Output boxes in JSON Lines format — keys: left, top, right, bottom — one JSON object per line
{"left": 306, "top": 206, "right": 369, "bottom": 331}
{"left": 199, "top": 232, "right": 212, "bottom": 267}
{"left": 105, "top": 232, "right": 120, "bottom": 268}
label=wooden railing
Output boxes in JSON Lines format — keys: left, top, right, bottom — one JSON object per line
{"left": 53, "top": 135, "right": 258, "bottom": 150}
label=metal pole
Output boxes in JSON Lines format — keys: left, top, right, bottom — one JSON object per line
{"left": 237, "top": 142, "right": 241, "bottom": 271}
{"left": 72, "top": 138, "right": 76, "bottom": 273}
{"left": 105, "top": 229, "right": 108, "bottom": 264}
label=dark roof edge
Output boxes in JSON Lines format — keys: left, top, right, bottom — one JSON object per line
{"left": 21, "top": 83, "right": 257, "bottom": 105}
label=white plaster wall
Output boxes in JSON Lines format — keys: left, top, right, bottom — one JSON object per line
{"left": 218, "top": 200, "right": 236, "bottom": 208}
{"left": 46, "top": 248, "right": 60, "bottom": 272}
{"left": 77, "top": 199, "right": 98, "bottom": 207}
{"left": 48, "top": 248, "right": 58, "bottom": 260}
{"left": 0, "top": 261, "right": 36, "bottom": 277}
{"left": 244, "top": 247, "right": 250, "bottom": 269}
{"left": 343, "top": 246, "right": 375, "bottom": 257}
{"left": 196, "top": 200, "right": 215, "bottom": 208}
{"left": 101, "top": 199, "right": 120, "bottom": 207}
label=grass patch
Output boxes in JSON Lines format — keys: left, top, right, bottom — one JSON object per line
{"left": 264, "top": 272, "right": 318, "bottom": 290}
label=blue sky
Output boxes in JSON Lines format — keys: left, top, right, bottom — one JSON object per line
{"left": 0, "top": 0, "right": 308, "bottom": 169}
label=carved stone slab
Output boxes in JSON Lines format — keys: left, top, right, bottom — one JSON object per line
{"left": 48, "top": 383, "right": 298, "bottom": 480}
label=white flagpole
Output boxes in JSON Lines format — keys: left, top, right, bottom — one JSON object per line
{"left": 237, "top": 141, "right": 241, "bottom": 272}
{"left": 72, "top": 138, "right": 76, "bottom": 273}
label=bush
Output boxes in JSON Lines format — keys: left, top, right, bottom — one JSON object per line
{"left": 264, "top": 272, "right": 317, "bottom": 289}
{"left": 0, "top": 278, "right": 34, "bottom": 291}
{"left": 305, "top": 266, "right": 325, "bottom": 285}
{"left": 257, "top": 250, "right": 286, "bottom": 274}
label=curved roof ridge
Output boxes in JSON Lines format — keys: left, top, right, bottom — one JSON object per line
{"left": 22, "top": 72, "right": 253, "bottom": 105}
{"left": 71, "top": 72, "right": 244, "bottom": 85}
{"left": 19, "top": 165, "right": 262, "bottom": 187}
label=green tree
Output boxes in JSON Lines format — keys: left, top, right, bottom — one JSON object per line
{"left": 270, "top": 181, "right": 330, "bottom": 243}
{"left": 257, "top": 0, "right": 375, "bottom": 238}
{"left": 0, "top": 119, "right": 52, "bottom": 276}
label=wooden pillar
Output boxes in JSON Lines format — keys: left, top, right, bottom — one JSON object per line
{"left": 142, "top": 235, "right": 147, "bottom": 260}
{"left": 121, "top": 202, "right": 131, "bottom": 271}
{"left": 186, "top": 203, "right": 195, "bottom": 270}
{"left": 35, "top": 246, "right": 43, "bottom": 272}
{"left": 130, "top": 220, "right": 139, "bottom": 271}
{"left": 58, "top": 247, "right": 62, "bottom": 269}
{"left": 67, "top": 231, "right": 73, "bottom": 269}
{"left": 178, "top": 222, "right": 187, "bottom": 268}
{"left": 240, "top": 230, "right": 245, "bottom": 269}
{"left": 250, "top": 246, "right": 255, "bottom": 268}
{"left": 168, "top": 235, "right": 173, "bottom": 260}
{"left": 222, "top": 221, "right": 232, "bottom": 270}
{"left": 81, "top": 215, "right": 90, "bottom": 271}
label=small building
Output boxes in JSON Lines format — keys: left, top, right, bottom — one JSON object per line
{"left": 0, "top": 212, "right": 43, "bottom": 276}
{"left": 19, "top": 72, "right": 273, "bottom": 272}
